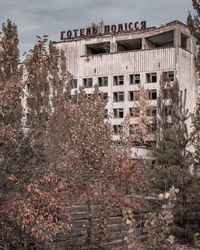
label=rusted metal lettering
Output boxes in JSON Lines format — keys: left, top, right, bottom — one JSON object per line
{"left": 86, "top": 27, "right": 91, "bottom": 36}
{"left": 60, "top": 20, "right": 147, "bottom": 40}
{"left": 111, "top": 25, "right": 117, "bottom": 33}
{"left": 141, "top": 21, "right": 147, "bottom": 30}
{"left": 92, "top": 27, "right": 98, "bottom": 35}
{"left": 104, "top": 25, "right": 110, "bottom": 34}
{"left": 80, "top": 28, "right": 85, "bottom": 37}
{"left": 124, "top": 23, "right": 128, "bottom": 31}
{"left": 61, "top": 31, "right": 65, "bottom": 40}
{"left": 73, "top": 29, "right": 79, "bottom": 37}
{"left": 128, "top": 22, "right": 133, "bottom": 31}
{"left": 134, "top": 22, "right": 139, "bottom": 31}
{"left": 118, "top": 24, "right": 123, "bottom": 32}
{"left": 67, "top": 30, "right": 72, "bottom": 38}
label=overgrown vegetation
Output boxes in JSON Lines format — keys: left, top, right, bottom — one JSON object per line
{"left": 1, "top": 1, "right": 200, "bottom": 247}
{"left": 0, "top": 19, "right": 137, "bottom": 249}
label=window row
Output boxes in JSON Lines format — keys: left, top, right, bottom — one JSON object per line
{"left": 66, "top": 89, "right": 174, "bottom": 105}
{"left": 79, "top": 89, "right": 169, "bottom": 102}
{"left": 113, "top": 89, "right": 157, "bottom": 102}
{"left": 70, "top": 71, "right": 174, "bottom": 89}
{"left": 113, "top": 123, "right": 157, "bottom": 135}
{"left": 86, "top": 31, "right": 189, "bottom": 55}
{"left": 113, "top": 107, "right": 157, "bottom": 119}
{"left": 110, "top": 105, "right": 173, "bottom": 119}
{"left": 129, "top": 123, "right": 157, "bottom": 135}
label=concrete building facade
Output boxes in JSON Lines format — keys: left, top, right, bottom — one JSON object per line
{"left": 54, "top": 20, "right": 198, "bottom": 156}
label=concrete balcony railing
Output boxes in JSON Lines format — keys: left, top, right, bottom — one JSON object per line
{"left": 78, "top": 47, "right": 176, "bottom": 77}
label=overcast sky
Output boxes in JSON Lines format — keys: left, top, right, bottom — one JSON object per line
{"left": 0, "top": 0, "right": 195, "bottom": 57}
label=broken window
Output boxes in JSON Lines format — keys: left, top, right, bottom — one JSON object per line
{"left": 129, "top": 91, "right": 140, "bottom": 101}
{"left": 130, "top": 74, "right": 140, "bottom": 84}
{"left": 113, "top": 125, "right": 122, "bottom": 135}
{"left": 113, "top": 108, "right": 124, "bottom": 119}
{"left": 113, "top": 75, "right": 124, "bottom": 85}
{"left": 117, "top": 38, "right": 142, "bottom": 52}
{"left": 83, "top": 78, "right": 93, "bottom": 88}
{"left": 129, "top": 107, "right": 140, "bottom": 117}
{"left": 86, "top": 42, "right": 110, "bottom": 55}
{"left": 98, "top": 76, "right": 108, "bottom": 87}
{"left": 163, "top": 71, "right": 174, "bottom": 82}
{"left": 70, "top": 79, "right": 78, "bottom": 89}
{"left": 113, "top": 92, "right": 124, "bottom": 102}
{"left": 148, "top": 89, "right": 157, "bottom": 100}
{"left": 146, "top": 73, "right": 157, "bottom": 83}
{"left": 181, "top": 33, "right": 188, "bottom": 50}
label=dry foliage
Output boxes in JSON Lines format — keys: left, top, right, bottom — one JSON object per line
{"left": 0, "top": 20, "right": 141, "bottom": 249}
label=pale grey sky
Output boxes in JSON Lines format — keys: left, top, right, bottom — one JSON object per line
{"left": 0, "top": 0, "right": 194, "bottom": 56}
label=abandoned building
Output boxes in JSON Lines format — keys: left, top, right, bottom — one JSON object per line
{"left": 53, "top": 20, "right": 198, "bottom": 157}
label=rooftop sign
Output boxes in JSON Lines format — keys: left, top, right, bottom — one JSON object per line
{"left": 61, "top": 21, "right": 147, "bottom": 40}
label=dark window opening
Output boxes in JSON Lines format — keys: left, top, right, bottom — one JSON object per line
{"left": 83, "top": 78, "right": 93, "bottom": 88}
{"left": 129, "top": 91, "right": 140, "bottom": 101}
{"left": 26, "top": 82, "right": 30, "bottom": 93}
{"left": 148, "top": 89, "right": 157, "bottom": 100}
{"left": 113, "top": 108, "right": 124, "bottom": 119}
{"left": 147, "top": 123, "right": 157, "bottom": 133}
{"left": 145, "top": 30, "right": 174, "bottom": 48}
{"left": 113, "top": 92, "right": 124, "bottom": 102}
{"left": 147, "top": 106, "right": 157, "bottom": 117}
{"left": 104, "top": 109, "right": 108, "bottom": 119}
{"left": 87, "top": 42, "right": 110, "bottom": 55}
{"left": 130, "top": 74, "right": 140, "bottom": 84}
{"left": 181, "top": 33, "right": 188, "bottom": 50}
{"left": 103, "top": 92, "right": 108, "bottom": 100}
{"left": 113, "top": 125, "right": 122, "bottom": 135}
{"left": 163, "top": 89, "right": 172, "bottom": 99}
{"left": 117, "top": 38, "right": 142, "bottom": 52}
{"left": 98, "top": 76, "right": 108, "bottom": 87}
{"left": 152, "top": 107, "right": 157, "bottom": 116}
{"left": 163, "top": 71, "right": 174, "bottom": 82}
{"left": 130, "top": 107, "right": 140, "bottom": 117}
{"left": 70, "top": 79, "right": 77, "bottom": 89}
{"left": 113, "top": 75, "right": 124, "bottom": 85}
{"left": 146, "top": 73, "right": 157, "bottom": 83}
{"left": 164, "top": 105, "right": 172, "bottom": 116}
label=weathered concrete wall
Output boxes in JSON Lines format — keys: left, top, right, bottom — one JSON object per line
{"left": 54, "top": 21, "right": 198, "bottom": 158}
{"left": 177, "top": 47, "right": 198, "bottom": 135}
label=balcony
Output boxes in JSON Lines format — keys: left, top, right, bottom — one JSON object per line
{"left": 79, "top": 47, "right": 176, "bottom": 77}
